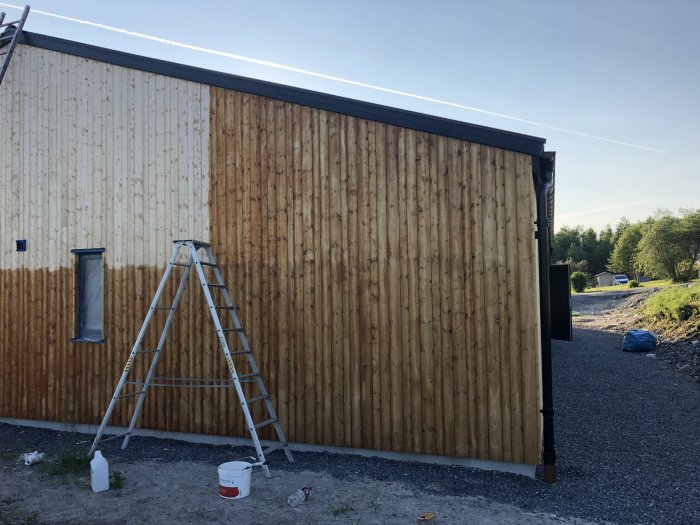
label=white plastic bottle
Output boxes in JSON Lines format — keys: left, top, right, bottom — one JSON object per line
{"left": 90, "top": 450, "right": 110, "bottom": 493}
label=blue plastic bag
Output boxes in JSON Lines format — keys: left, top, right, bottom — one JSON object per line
{"left": 621, "top": 329, "right": 657, "bottom": 352}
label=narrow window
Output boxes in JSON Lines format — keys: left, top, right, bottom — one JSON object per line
{"left": 72, "top": 248, "right": 105, "bottom": 343}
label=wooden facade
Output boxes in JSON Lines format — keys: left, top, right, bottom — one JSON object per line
{"left": 0, "top": 36, "right": 550, "bottom": 466}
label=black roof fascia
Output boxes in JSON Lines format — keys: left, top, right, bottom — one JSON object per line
{"left": 18, "top": 31, "right": 546, "bottom": 156}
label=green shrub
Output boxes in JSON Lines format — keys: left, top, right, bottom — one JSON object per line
{"left": 570, "top": 271, "right": 589, "bottom": 293}
{"left": 628, "top": 280, "right": 640, "bottom": 288}
{"left": 644, "top": 286, "right": 700, "bottom": 322}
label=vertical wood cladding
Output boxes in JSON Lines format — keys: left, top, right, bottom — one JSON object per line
{"left": 0, "top": 45, "right": 210, "bottom": 271}
{"left": 0, "top": 43, "right": 543, "bottom": 465}
{"left": 208, "top": 88, "right": 542, "bottom": 464}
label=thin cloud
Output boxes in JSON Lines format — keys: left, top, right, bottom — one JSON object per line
{"left": 557, "top": 200, "right": 652, "bottom": 221}
{"left": 1, "top": 2, "right": 667, "bottom": 153}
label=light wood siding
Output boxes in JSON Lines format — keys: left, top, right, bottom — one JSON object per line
{"left": 0, "top": 45, "right": 210, "bottom": 270}
{"left": 208, "top": 88, "right": 542, "bottom": 463}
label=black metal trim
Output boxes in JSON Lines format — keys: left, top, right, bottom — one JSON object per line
{"left": 71, "top": 247, "right": 106, "bottom": 254}
{"left": 17, "top": 31, "right": 547, "bottom": 155}
{"left": 533, "top": 152, "right": 557, "bottom": 482}
{"left": 71, "top": 337, "right": 105, "bottom": 344}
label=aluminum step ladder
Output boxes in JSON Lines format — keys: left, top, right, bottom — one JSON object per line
{"left": 0, "top": 5, "right": 30, "bottom": 87}
{"left": 89, "top": 240, "right": 293, "bottom": 478}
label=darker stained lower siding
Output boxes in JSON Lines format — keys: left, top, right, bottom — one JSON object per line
{"left": 0, "top": 266, "right": 276, "bottom": 442}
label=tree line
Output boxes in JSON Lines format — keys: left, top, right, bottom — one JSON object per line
{"left": 553, "top": 209, "right": 700, "bottom": 285}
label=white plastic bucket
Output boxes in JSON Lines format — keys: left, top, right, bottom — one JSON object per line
{"left": 218, "top": 461, "right": 253, "bottom": 499}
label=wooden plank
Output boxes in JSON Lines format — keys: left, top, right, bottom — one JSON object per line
{"left": 503, "top": 150, "right": 523, "bottom": 463}
{"left": 311, "top": 109, "right": 324, "bottom": 443}
{"left": 494, "top": 148, "right": 512, "bottom": 461}
{"left": 356, "top": 118, "right": 372, "bottom": 448}
{"left": 448, "top": 139, "right": 468, "bottom": 457}
{"left": 329, "top": 111, "right": 345, "bottom": 446}
{"left": 416, "top": 132, "right": 435, "bottom": 454}
{"left": 469, "top": 143, "right": 488, "bottom": 458}
{"left": 367, "top": 121, "right": 381, "bottom": 450}
{"left": 436, "top": 136, "right": 455, "bottom": 457}
{"left": 274, "top": 100, "right": 290, "bottom": 436}
{"left": 481, "top": 147, "right": 503, "bottom": 460}
{"left": 339, "top": 115, "right": 352, "bottom": 447}
{"left": 385, "top": 125, "right": 403, "bottom": 451}
{"left": 375, "top": 123, "right": 391, "bottom": 450}
{"left": 515, "top": 153, "right": 540, "bottom": 464}
{"left": 405, "top": 129, "right": 422, "bottom": 453}
{"left": 345, "top": 116, "right": 361, "bottom": 448}
{"left": 428, "top": 135, "right": 443, "bottom": 455}
{"left": 319, "top": 110, "right": 332, "bottom": 445}
{"left": 263, "top": 98, "right": 277, "bottom": 441}
{"left": 249, "top": 95, "right": 264, "bottom": 431}
{"left": 481, "top": 146, "right": 503, "bottom": 460}
{"left": 292, "top": 103, "right": 304, "bottom": 443}
{"left": 301, "top": 105, "right": 316, "bottom": 441}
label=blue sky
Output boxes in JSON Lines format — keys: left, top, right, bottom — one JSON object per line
{"left": 3, "top": 0, "right": 698, "bottom": 231}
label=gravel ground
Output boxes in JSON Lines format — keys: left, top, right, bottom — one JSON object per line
{"left": 2, "top": 296, "right": 699, "bottom": 524}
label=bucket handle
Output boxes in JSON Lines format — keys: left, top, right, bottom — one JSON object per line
{"left": 234, "top": 456, "right": 257, "bottom": 469}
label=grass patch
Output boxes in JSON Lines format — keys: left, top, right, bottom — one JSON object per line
{"left": 332, "top": 505, "right": 353, "bottom": 517}
{"left": 644, "top": 284, "right": 700, "bottom": 323}
{"left": 0, "top": 450, "right": 21, "bottom": 463}
{"left": 44, "top": 449, "right": 90, "bottom": 477}
{"left": 575, "top": 279, "right": 694, "bottom": 294}
{"left": 110, "top": 471, "right": 126, "bottom": 489}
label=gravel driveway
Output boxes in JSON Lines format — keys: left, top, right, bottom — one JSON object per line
{"left": 1, "top": 295, "right": 698, "bottom": 524}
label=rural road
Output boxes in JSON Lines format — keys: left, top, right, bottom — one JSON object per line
{"left": 571, "top": 287, "right": 653, "bottom": 315}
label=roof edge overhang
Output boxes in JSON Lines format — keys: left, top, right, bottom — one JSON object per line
{"left": 17, "top": 31, "right": 546, "bottom": 156}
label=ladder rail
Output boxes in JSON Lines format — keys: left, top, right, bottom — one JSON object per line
{"left": 121, "top": 250, "right": 193, "bottom": 449}
{"left": 204, "top": 246, "right": 293, "bottom": 463}
{"left": 190, "top": 245, "right": 273, "bottom": 477}
{"left": 88, "top": 244, "right": 182, "bottom": 457}
{"left": 0, "top": 5, "right": 30, "bottom": 87}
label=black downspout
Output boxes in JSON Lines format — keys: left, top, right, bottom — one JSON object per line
{"left": 534, "top": 153, "right": 556, "bottom": 483}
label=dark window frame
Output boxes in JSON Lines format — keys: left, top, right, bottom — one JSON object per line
{"left": 71, "top": 248, "right": 105, "bottom": 344}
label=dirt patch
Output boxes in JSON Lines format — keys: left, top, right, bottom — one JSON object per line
{"left": 0, "top": 456, "right": 595, "bottom": 525}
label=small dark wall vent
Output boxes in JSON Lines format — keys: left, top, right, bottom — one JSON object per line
{"left": 16, "top": 239, "right": 26, "bottom": 252}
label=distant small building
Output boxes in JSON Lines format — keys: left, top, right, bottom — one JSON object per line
{"left": 596, "top": 272, "right": 615, "bottom": 287}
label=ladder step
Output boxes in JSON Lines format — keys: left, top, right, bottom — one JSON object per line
{"left": 96, "top": 432, "right": 131, "bottom": 444}
{"left": 155, "top": 306, "right": 174, "bottom": 310}
{"left": 231, "top": 349, "right": 251, "bottom": 356}
{"left": 247, "top": 394, "right": 269, "bottom": 403}
{"left": 175, "top": 239, "right": 212, "bottom": 248}
{"left": 254, "top": 418, "right": 278, "bottom": 429}
{"left": 238, "top": 372, "right": 261, "bottom": 380}
{"left": 215, "top": 305, "right": 235, "bottom": 309}
{"left": 207, "top": 283, "right": 226, "bottom": 288}
{"left": 173, "top": 262, "right": 190, "bottom": 267}
{"left": 222, "top": 327, "right": 243, "bottom": 332}
{"left": 117, "top": 391, "right": 145, "bottom": 399}
{"left": 263, "top": 441, "right": 288, "bottom": 455}
{"left": 199, "top": 261, "right": 217, "bottom": 267}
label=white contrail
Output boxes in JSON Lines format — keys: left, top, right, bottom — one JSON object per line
{"left": 1, "top": 2, "right": 667, "bottom": 153}
{"left": 557, "top": 200, "right": 652, "bottom": 220}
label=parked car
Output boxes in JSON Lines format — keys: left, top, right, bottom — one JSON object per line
{"left": 613, "top": 274, "right": 629, "bottom": 285}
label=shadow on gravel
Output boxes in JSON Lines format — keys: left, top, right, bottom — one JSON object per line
{"left": 552, "top": 327, "right": 699, "bottom": 525}
{"left": 1, "top": 325, "right": 698, "bottom": 525}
